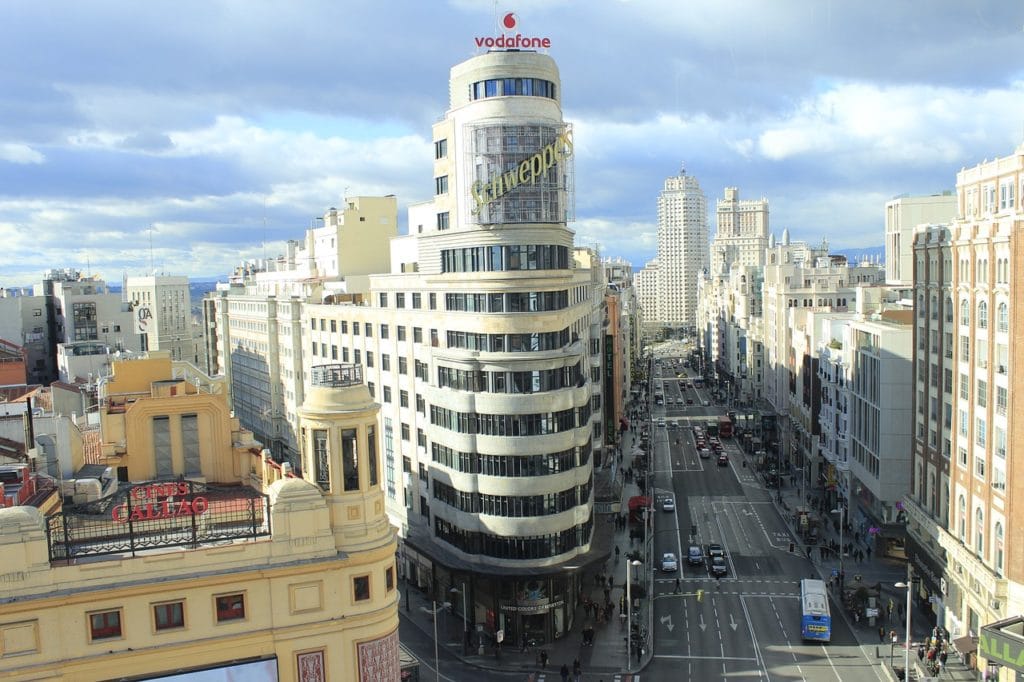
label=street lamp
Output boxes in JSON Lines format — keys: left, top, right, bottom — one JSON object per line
{"left": 421, "top": 600, "right": 450, "bottom": 682}
{"left": 626, "top": 558, "right": 642, "bottom": 671}
{"left": 829, "top": 507, "right": 844, "bottom": 579}
{"left": 450, "top": 583, "right": 469, "bottom": 655}
{"left": 895, "top": 568, "right": 913, "bottom": 680}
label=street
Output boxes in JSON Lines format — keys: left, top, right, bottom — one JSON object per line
{"left": 642, "top": 356, "right": 886, "bottom": 681}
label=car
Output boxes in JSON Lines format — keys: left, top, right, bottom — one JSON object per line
{"left": 686, "top": 398, "right": 694, "bottom": 405}
{"left": 662, "top": 497, "right": 675, "bottom": 512}
{"left": 707, "top": 543, "right": 725, "bottom": 559}
{"left": 661, "top": 552, "right": 679, "bottom": 572}
{"left": 698, "top": 448, "right": 711, "bottom": 459}
{"left": 702, "top": 400, "right": 710, "bottom": 406}
{"left": 687, "top": 545, "right": 704, "bottom": 565}
{"left": 717, "top": 454, "right": 729, "bottom": 467}
{"left": 710, "top": 556, "right": 728, "bottom": 577}
{"left": 657, "top": 418, "right": 666, "bottom": 427}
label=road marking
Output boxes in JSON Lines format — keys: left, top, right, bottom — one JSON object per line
{"left": 740, "top": 594, "right": 770, "bottom": 681}
{"left": 653, "top": 654, "right": 758, "bottom": 661}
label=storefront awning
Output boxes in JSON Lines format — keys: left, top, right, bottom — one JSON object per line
{"left": 952, "top": 635, "right": 978, "bottom": 656}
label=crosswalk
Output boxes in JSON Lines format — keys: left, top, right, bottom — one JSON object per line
{"left": 528, "top": 671, "right": 638, "bottom": 675}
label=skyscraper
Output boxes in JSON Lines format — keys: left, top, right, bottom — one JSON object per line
{"left": 655, "top": 168, "right": 708, "bottom": 329}
{"left": 711, "top": 187, "right": 769, "bottom": 278}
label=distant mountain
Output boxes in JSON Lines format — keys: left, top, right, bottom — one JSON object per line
{"left": 832, "top": 246, "right": 884, "bottom": 264}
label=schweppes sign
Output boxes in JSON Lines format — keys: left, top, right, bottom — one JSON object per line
{"left": 470, "top": 129, "right": 573, "bottom": 216}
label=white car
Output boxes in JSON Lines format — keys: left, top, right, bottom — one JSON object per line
{"left": 661, "top": 552, "right": 678, "bottom": 572}
{"left": 662, "top": 497, "right": 675, "bottom": 512}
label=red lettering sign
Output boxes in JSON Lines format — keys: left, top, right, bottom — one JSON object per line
{"left": 112, "top": 492, "right": 209, "bottom": 523}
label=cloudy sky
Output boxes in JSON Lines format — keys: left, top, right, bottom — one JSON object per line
{"left": 2, "top": 0, "right": 1023, "bottom": 287}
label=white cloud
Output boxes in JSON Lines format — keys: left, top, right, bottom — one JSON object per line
{"left": 0, "top": 143, "right": 44, "bottom": 164}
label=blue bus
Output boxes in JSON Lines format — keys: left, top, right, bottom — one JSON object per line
{"left": 799, "top": 579, "right": 831, "bottom": 642}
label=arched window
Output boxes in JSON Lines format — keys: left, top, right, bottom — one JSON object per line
{"left": 998, "top": 302, "right": 1009, "bottom": 333}
{"left": 958, "top": 496, "right": 966, "bottom": 543}
{"left": 995, "top": 522, "right": 1005, "bottom": 575}
{"left": 960, "top": 299, "right": 970, "bottom": 327}
{"left": 945, "top": 297, "right": 953, "bottom": 323}
{"left": 929, "top": 472, "right": 937, "bottom": 516}
{"left": 976, "top": 508, "right": 984, "bottom": 556}
{"left": 978, "top": 301, "right": 988, "bottom": 329}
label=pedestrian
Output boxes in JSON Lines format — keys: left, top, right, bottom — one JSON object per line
{"left": 674, "top": 577, "right": 681, "bottom": 594}
{"left": 879, "top": 625, "right": 885, "bottom": 643}
{"left": 866, "top": 545, "right": 872, "bottom": 560}
{"left": 540, "top": 650, "right": 548, "bottom": 668}
{"left": 608, "top": 575, "right": 614, "bottom": 589}
{"left": 615, "top": 545, "right": 620, "bottom": 558}
{"left": 560, "top": 663, "right": 569, "bottom": 681}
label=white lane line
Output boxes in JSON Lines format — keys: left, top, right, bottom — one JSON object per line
{"left": 740, "top": 594, "right": 769, "bottom": 681}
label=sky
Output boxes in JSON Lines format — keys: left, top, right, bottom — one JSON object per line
{"left": 2, "top": 0, "right": 1023, "bottom": 288}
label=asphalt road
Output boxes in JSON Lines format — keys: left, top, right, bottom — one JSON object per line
{"left": 642, "top": 360, "right": 886, "bottom": 682}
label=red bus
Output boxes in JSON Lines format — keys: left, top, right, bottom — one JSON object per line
{"left": 718, "top": 414, "right": 733, "bottom": 438}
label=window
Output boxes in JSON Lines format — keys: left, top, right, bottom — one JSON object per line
{"left": 89, "top": 609, "right": 122, "bottom": 640}
{"left": 400, "top": 390, "right": 409, "bottom": 408}
{"left": 354, "top": 349, "right": 361, "bottom": 364}
{"left": 429, "top": 293, "right": 436, "bottom": 310}
{"left": 386, "top": 566, "right": 395, "bottom": 591}
{"left": 383, "top": 386, "right": 392, "bottom": 403}
{"left": 215, "top": 594, "right": 246, "bottom": 622}
{"left": 314, "top": 429, "right": 329, "bottom": 490}
{"left": 435, "top": 175, "right": 448, "bottom": 195}
{"left": 366, "top": 351, "right": 375, "bottom": 368}
{"left": 958, "top": 496, "right": 966, "bottom": 542}
{"left": 342, "top": 428, "right": 359, "bottom": 492}
{"left": 976, "top": 508, "right": 984, "bottom": 555}
{"left": 153, "top": 601, "right": 185, "bottom": 631}
{"left": 381, "top": 354, "right": 391, "bottom": 371}
{"left": 960, "top": 299, "right": 969, "bottom": 326}
{"left": 959, "top": 374, "right": 969, "bottom": 400}
{"left": 398, "top": 357, "right": 408, "bottom": 375}
{"left": 380, "top": 324, "right": 389, "bottom": 339}
{"left": 379, "top": 292, "right": 388, "bottom": 307}
{"left": 412, "top": 292, "right": 422, "bottom": 309}
{"left": 976, "top": 417, "right": 986, "bottom": 447}
{"left": 437, "top": 212, "right": 450, "bottom": 230}
{"left": 996, "top": 386, "right": 1007, "bottom": 416}
{"left": 978, "top": 301, "right": 988, "bottom": 329}
{"left": 434, "top": 138, "right": 447, "bottom": 159}
{"left": 368, "top": 425, "right": 378, "bottom": 486}
{"left": 354, "top": 576, "right": 370, "bottom": 601}
{"left": 995, "top": 522, "right": 1005, "bottom": 574}
{"left": 396, "top": 293, "right": 406, "bottom": 308}
{"left": 330, "top": 319, "right": 336, "bottom": 332}
{"left": 397, "top": 326, "right": 407, "bottom": 341}
{"left": 413, "top": 327, "right": 423, "bottom": 343}
{"left": 997, "top": 302, "right": 1009, "bottom": 333}
{"left": 364, "top": 322, "right": 372, "bottom": 337}
{"left": 401, "top": 423, "right": 410, "bottom": 441}
{"left": 977, "top": 379, "right": 987, "bottom": 408}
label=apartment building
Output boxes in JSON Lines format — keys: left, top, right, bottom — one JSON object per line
{"left": 655, "top": 169, "right": 708, "bottom": 329}
{"left": 633, "top": 258, "right": 659, "bottom": 334}
{"left": 907, "top": 145, "right": 1024, "bottom": 678}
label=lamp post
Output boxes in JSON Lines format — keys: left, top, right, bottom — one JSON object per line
{"left": 830, "top": 507, "right": 844, "bottom": 579}
{"left": 896, "top": 566, "right": 913, "bottom": 680}
{"left": 450, "top": 583, "right": 469, "bottom": 655}
{"left": 421, "top": 600, "right": 450, "bottom": 682}
{"left": 626, "top": 558, "right": 642, "bottom": 670}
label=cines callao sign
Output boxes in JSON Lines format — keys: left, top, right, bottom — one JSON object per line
{"left": 470, "top": 129, "right": 573, "bottom": 216}
{"left": 475, "top": 13, "right": 551, "bottom": 50}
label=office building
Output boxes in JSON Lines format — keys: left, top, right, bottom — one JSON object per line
{"left": 884, "top": 193, "right": 956, "bottom": 287}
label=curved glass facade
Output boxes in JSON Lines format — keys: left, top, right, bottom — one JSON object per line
{"left": 470, "top": 77, "right": 556, "bottom": 101}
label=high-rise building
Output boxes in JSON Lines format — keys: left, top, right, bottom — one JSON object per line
{"left": 124, "top": 274, "right": 203, "bottom": 366}
{"left": 884, "top": 193, "right": 955, "bottom": 287}
{"left": 655, "top": 168, "right": 708, "bottom": 329}
{"left": 633, "top": 258, "right": 659, "bottom": 333}
{"left": 906, "top": 145, "right": 1024, "bottom": 674}
{"left": 711, "top": 187, "right": 769, "bottom": 278}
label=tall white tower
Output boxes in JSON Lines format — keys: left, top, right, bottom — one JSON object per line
{"left": 656, "top": 168, "right": 708, "bottom": 328}
{"left": 711, "top": 187, "right": 769, "bottom": 278}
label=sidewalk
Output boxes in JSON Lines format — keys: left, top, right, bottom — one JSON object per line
{"left": 398, "top": 414, "right": 654, "bottom": 679}
{"left": 752, "top": 446, "right": 976, "bottom": 682}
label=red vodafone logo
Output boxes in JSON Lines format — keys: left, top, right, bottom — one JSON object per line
{"left": 475, "top": 12, "right": 550, "bottom": 49}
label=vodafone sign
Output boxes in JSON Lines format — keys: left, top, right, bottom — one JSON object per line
{"left": 475, "top": 13, "right": 551, "bottom": 49}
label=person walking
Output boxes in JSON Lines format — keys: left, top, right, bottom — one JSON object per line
{"left": 560, "top": 662, "right": 569, "bottom": 681}
{"left": 674, "top": 577, "right": 681, "bottom": 594}
{"left": 878, "top": 625, "right": 886, "bottom": 643}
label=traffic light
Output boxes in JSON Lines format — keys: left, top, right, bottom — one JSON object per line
{"left": 696, "top": 589, "right": 704, "bottom": 602}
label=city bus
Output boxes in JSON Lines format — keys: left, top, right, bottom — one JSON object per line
{"left": 718, "top": 414, "right": 733, "bottom": 438}
{"left": 799, "top": 578, "right": 831, "bottom": 642}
